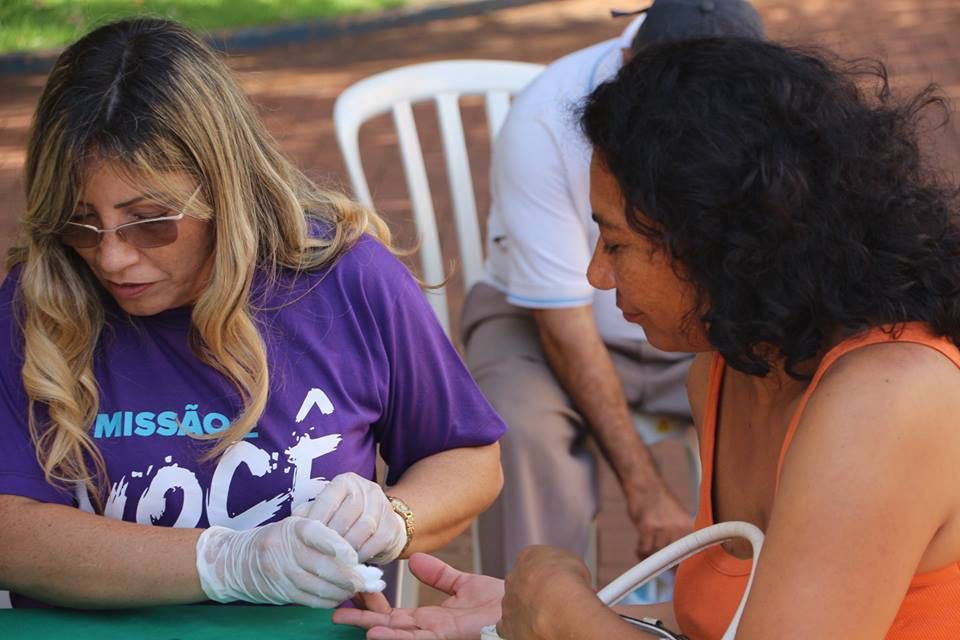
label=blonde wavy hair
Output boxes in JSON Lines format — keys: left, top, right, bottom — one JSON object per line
{"left": 7, "top": 18, "right": 394, "bottom": 511}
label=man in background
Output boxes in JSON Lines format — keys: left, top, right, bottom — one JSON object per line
{"left": 462, "top": 0, "right": 765, "bottom": 578}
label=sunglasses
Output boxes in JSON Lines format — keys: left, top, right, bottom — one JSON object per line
{"left": 59, "top": 212, "right": 185, "bottom": 249}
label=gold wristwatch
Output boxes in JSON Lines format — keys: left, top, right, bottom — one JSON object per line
{"left": 386, "top": 495, "right": 415, "bottom": 556}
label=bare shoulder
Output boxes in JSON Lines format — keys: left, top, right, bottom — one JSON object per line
{"left": 794, "top": 338, "right": 960, "bottom": 484}
{"left": 770, "top": 337, "right": 960, "bottom": 585}
{"left": 815, "top": 339, "right": 960, "bottom": 422}
{"left": 745, "top": 339, "right": 960, "bottom": 637}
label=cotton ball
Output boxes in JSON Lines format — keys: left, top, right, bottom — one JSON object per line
{"left": 357, "top": 564, "right": 386, "bottom": 593}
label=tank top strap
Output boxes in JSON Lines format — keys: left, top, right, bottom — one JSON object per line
{"left": 774, "top": 323, "right": 960, "bottom": 492}
{"left": 695, "top": 352, "right": 727, "bottom": 527}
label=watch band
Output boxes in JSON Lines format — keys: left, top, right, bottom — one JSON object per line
{"left": 619, "top": 615, "right": 689, "bottom": 639}
{"left": 386, "top": 495, "right": 415, "bottom": 557}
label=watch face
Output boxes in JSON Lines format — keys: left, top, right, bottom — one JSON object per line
{"left": 388, "top": 497, "right": 412, "bottom": 518}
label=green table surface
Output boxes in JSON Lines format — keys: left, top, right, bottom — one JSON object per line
{"left": 0, "top": 605, "right": 368, "bottom": 639}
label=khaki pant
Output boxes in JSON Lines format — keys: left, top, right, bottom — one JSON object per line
{"left": 461, "top": 283, "right": 692, "bottom": 579}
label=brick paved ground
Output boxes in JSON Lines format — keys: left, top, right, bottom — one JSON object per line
{"left": 0, "top": 0, "right": 958, "bottom": 606}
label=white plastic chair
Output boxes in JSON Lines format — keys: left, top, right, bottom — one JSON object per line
{"left": 334, "top": 59, "right": 544, "bottom": 607}
{"left": 334, "top": 59, "right": 545, "bottom": 335}
{"left": 334, "top": 58, "right": 700, "bottom": 608}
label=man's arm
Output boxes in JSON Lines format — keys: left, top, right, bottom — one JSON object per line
{"left": 533, "top": 305, "right": 692, "bottom": 556}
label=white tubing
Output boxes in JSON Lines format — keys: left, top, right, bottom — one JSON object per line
{"left": 482, "top": 521, "right": 764, "bottom": 640}
{"left": 598, "top": 521, "right": 763, "bottom": 640}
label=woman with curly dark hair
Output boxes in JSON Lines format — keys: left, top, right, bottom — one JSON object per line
{"left": 336, "top": 37, "right": 960, "bottom": 640}
{"left": 569, "top": 37, "right": 960, "bottom": 640}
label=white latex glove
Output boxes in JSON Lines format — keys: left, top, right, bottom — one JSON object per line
{"left": 294, "top": 472, "right": 407, "bottom": 565}
{"left": 195, "top": 515, "right": 385, "bottom": 607}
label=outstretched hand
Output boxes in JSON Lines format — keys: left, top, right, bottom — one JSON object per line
{"left": 333, "top": 553, "right": 504, "bottom": 640}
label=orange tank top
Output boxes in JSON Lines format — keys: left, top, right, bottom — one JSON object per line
{"left": 673, "top": 324, "right": 960, "bottom": 639}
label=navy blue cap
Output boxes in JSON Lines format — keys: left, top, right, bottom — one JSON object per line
{"left": 619, "top": 0, "right": 765, "bottom": 52}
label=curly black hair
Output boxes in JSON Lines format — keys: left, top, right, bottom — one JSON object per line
{"left": 581, "top": 37, "right": 960, "bottom": 378}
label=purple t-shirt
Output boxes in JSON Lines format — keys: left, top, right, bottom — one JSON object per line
{"left": 0, "top": 235, "right": 504, "bottom": 532}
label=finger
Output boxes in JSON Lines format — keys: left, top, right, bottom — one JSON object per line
{"left": 292, "top": 501, "right": 312, "bottom": 518}
{"left": 293, "top": 558, "right": 359, "bottom": 597}
{"left": 327, "top": 481, "right": 366, "bottom": 534}
{"left": 356, "top": 512, "right": 400, "bottom": 563}
{"left": 663, "top": 527, "right": 682, "bottom": 548}
{"left": 643, "top": 528, "right": 661, "bottom": 554}
{"left": 297, "top": 518, "right": 359, "bottom": 564}
{"left": 287, "top": 584, "right": 344, "bottom": 609}
{"left": 342, "top": 510, "right": 379, "bottom": 553}
{"left": 353, "top": 590, "right": 392, "bottom": 613}
{"left": 309, "top": 477, "right": 351, "bottom": 524}
{"left": 636, "top": 534, "right": 655, "bottom": 559}
{"left": 333, "top": 608, "right": 418, "bottom": 630}
{"left": 369, "top": 626, "right": 442, "bottom": 640}
{"left": 649, "top": 533, "right": 666, "bottom": 555}
{"left": 659, "top": 525, "right": 683, "bottom": 550}
{"left": 635, "top": 535, "right": 647, "bottom": 559}
{"left": 295, "top": 527, "right": 366, "bottom": 594}
{"left": 406, "top": 553, "right": 468, "bottom": 595}
{"left": 642, "top": 537, "right": 658, "bottom": 557}
{"left": 641, "top": 525, "right": 660, "bottom": 557}
{"left": 356, "top": 530, "right": 387, "bottom": 564}
{"left": 290, "top": 567, "right": 356, "bottom": 604}
{"left": 302, "top": 550, "right": 366, "bottom": 592}
{"left": 332, "top": 608, "right": 395, "bottom": 629}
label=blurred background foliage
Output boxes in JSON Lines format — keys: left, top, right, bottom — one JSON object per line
{"left": 0, "top": 0, "right": 412, "bottom": 54}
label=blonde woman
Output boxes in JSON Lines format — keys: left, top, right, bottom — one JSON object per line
{"left": 0, "top": 18, "right": 504, "bottom": 609}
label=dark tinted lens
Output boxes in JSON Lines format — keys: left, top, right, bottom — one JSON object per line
{"left": 59, "top": 224, "right": 99, "bottom": 248}
{"left": 120, "top": 219, "right": 179, "bottom": 248}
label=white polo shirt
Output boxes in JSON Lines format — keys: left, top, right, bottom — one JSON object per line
{"left": 482, "top": 16, "right": 647, "bottom": 344}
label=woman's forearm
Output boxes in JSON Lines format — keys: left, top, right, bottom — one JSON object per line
{"left": 567, "top": 596, "right": 665, "bottom": 639}
{"left": 387, "top": 443, "right": 502, "bottom": 554}
{"left": 0, "top": 495, "right": 205, "bottom": 608}
{"left": 0, "top": 442, "right": 503, "bottom": 606}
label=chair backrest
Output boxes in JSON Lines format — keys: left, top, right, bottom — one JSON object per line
{"left": 333, "top": 59, "right": 545, "bottom": 335}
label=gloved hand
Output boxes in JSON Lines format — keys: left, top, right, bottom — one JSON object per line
{"left": 195, "top": 515, "right": 384, "bottom": 607}
{"left": 294, "top": 472, "right": 407, "bottom": 565}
